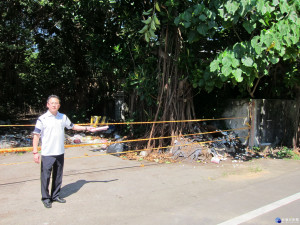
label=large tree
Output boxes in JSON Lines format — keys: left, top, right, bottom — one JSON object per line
{"left": 136, "top": 0, "right": 299, "bottom": 149}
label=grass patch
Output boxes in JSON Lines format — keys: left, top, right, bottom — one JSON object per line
{"left": 291, "top": 152, "right": 300, "bottom": 160}
{"left": 275, "top": 147, "right": 300, "bottom": 160}
{"left": 249, "top": 165, "right": 263, "bottom": 173}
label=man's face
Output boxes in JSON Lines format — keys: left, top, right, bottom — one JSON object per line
{"left": 47, "top": 97, "right": 60, "bottom": 115}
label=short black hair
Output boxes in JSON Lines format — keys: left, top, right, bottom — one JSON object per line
{"left": 47, "top": 95, "right": 60, "bottom": 103}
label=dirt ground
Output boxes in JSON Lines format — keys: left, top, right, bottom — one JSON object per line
{"left": 1, "top": 146, "right": 300, "bottom": 225}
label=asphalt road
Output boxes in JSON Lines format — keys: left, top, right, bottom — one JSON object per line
{"left": 0, "top": 147, "right": 300, "bottom": 225}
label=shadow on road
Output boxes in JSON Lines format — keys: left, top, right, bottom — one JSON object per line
{"left": 0, "top": 163, "right": 157, "bottom": 186}
{"left": 60, "top": 179, "right": 118, "bottom": 198}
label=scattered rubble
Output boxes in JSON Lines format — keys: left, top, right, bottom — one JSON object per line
{"left": 1, "top": 122, "right": 299, "bottom": 166}
{"left": 0, "top": 128, "right": 111, "bottom": 151}
{"left": 167, "top": 123, "right": 247, "bottom": 164}
{"left": 0, "top": 129, "right": 32, "bottom": 149}
{"left": 0, "top": 125, "right": 129, "bottom": 157}
{"left": 65, "top": 133, "right": 108, "bottom": 150}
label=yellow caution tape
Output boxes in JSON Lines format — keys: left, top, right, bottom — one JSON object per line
{"left": 0, "top": 136, "right": 249, "bottom": 166}
{"left": 0, "top": 116, "right": 247, "bottom": 127}
{"left": 0, "top": 126, "right": 250, "bottom": 153}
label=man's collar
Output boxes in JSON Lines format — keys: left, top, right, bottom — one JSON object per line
{"left": 46, "top": 110, "right": 59, "bottom": 117}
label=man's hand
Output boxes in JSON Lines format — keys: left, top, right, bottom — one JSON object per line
{"left": 33, "top": 152, "right": 40, "bottom": 164}
{"left": 86, "top": 126, "right": 96, "bottom": 132}
{"left": 90, "top": 126, "right": 109, "bottom": 132}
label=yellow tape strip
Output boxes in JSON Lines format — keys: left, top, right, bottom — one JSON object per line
{"left": 0, "top": 126, "right": 250, "bottom": 153}
{"left": 0, "top": 116, "right": 247, "bottom": 127}
{"left": 0, "top": 136, "right": 249, "bottom": 166}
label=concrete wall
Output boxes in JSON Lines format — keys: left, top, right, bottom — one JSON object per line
{"left": 222, "top": 99, "right": 250, "bottom": 145}
{"left": 222, "top": 99, "right": 299, "bottom": 148}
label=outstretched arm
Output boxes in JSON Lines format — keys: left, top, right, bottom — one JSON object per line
{"left": 72, "top": 124, "right": 95, "bottom": 132}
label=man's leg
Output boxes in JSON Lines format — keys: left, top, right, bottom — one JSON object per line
{"left": 41, "top": 155, "right": 55, "bottom": 208}
{"left": 51, "top": 154, "right": 64, "bottom": 201}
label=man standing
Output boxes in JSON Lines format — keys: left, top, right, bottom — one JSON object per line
{"left": 32, "top": 95, "right": 95, "bottom": 208}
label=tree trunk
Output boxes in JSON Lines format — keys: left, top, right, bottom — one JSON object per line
{"left": 146, "top": 26, "right": 195, "bottom": 153}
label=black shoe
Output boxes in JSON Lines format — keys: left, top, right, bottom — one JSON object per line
{"left": 42, "top": 199, "right": 52, "bottom": 208}
{"left": 52, "top": 197, "right": 66, "bottom": 203}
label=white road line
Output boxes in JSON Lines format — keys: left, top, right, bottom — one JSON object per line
{"left": 218, "top": 192, "right": 300, "bottom": 225}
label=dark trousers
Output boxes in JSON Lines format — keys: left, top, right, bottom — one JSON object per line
{"left": 41, "top": 154, "right": 64, "bottom": 201}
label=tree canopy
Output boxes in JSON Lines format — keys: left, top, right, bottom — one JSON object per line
{"left": 0, "top": 0, "right": 299, "bottom": 128}
{"left": 174, "top": 0, "right": 299, "bottom": 98}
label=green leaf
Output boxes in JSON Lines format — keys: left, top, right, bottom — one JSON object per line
{"left": 138, "top": 25, "right": 149, "bottom": 33}
{"left": 242, "top": 56, "right": 253, "bottom": 67}
{"left": 257, "top": 0, "right": 267, "bottom": 14}
{"left": 149, "top": 28, "right": 156, "bottom": 38}
{"left": 154, "top": 15, "right": 160, "bottom": 25}
{"left": 188, "top": 30, "right": 199, "bottom": 43}
{"left": 288, "top": 11, "right": 298, "bottom": 24}
{"left": 194, "top": 4, "right": 204, "bottom": 16}
{"left": 251, "top": 36, "right": 263, "bottom": 55}
{"left": 218, "top": 8, "right": 225, "bottom": 18}
{"left": 155, "top": 2, "right": 160, "bottom": 12}
{"left": 252, "top": 62, "right": 258, "bottom": 70}
{"left": 279, "top": 1, "right": 289, "bottom": 14}
{"left": 150, "top": 20, "right": 156, "bottom": 30}
{"left": 215, "top": 79, "right": 224, "bottom": 88}
{"left": 233, "top": 69, "right": 243, "bottom": 82}
{"left": 270, "top": 57, "right": 279, "bottom": 64}
{"left": 183, "top": 11, "right": 192, "bottom": 22}
{"left": 197, "top": 24, "right": 208, "bottom": 35}
{"left": 279, "top": 47, "right": 286, "bottom": 57}
{"left": 143, "top": 11, "right": 151, "bottom": 16}
{"left": 203, "top": 72, "right": 211, "bottom": 81}
{"left": 222, "top": 66, "right": 232, "bottom": 76}
{"left": 258, "top": 18, "right": 266, "bottom": 26}
{"left": 284, "top": 35, "right": 291, "bottom": 46}
{"left": 239, "top": 0, "right": 251, "bottom": 16}
{"left": 243, "top": 21, "right": 256, "bottom": 34}
{"left": 272, "top": 0, "right": 279, "bottom": 6}
{"left": 233, "top": 43, "right": 242, "bottom": 56}
{"left": 199, "top": 14, "right": 207, "bottom": 21}
{"left": 205, "top": 9, "right": 213, "bottom": 18}
{"left": 208, "top": 20, "right": 216, "bottom": 29}
{"left": 174, "top": 17, "right": 180, "bottom": 26}
{"left": 198, "top": 79, "right": 204, "bottom": 87}
{"left": 184, "top": 22, "right": 191, "bottom": 28}
{"left": 225, "top": 1, "right": 239, "bottom": 14}
{"left": 210, "top": 60, "right": 219, "bottom": 72}
{"left": 142, "top": 17, "right": 152, "bottom": 24}
{"left": 261, "top": 33, "right": 274, "bottom": 48}
{"left": 222, "top": 56, "right": 232, "bottom": 67}
{"left": 219, "top": 74, "right": 228, "bottom": 82}
{"left": 231, "top": 58, "right": 240, "bottom": 68}
{"left": 144, "top": 32, "right": 150, "bottom": 42}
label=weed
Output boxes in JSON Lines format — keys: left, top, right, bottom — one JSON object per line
{"left": 291, "top": 152, "right": 300, "bottom": 160}
{"left": 252, "top": 146, "right": 261, "bottom": 153}
{"left": 249, "top": 165, "right": 262, "bottom": 173}
{"left": 222, "top": 171, "right": 237, "bottom": 177}
{"left": 276, "top": 147, "right": 294, "bottom": 159}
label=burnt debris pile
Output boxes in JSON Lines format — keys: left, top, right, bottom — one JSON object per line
{"left": 170, "top": 123, "right": 248, "bottom": 163}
